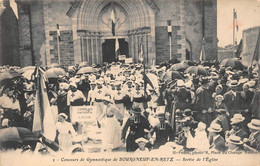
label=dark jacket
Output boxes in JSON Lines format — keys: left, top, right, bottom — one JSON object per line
{"left": 195, "top": 86, "right": 214, "bottom": 111}
{"left": 121, "top": 115, "right": 151, "bottom": 152}
{"left": 149, "top": 122, "right": 174, "bottom": 149}
{"left": 209, "top": 135, "right": 226, "bottom": 151}
{"left": 223, "top": 90, "right": 243, "bottom": 116}
{"left": 225, "top": 128, "right": 248, "bottom": 140}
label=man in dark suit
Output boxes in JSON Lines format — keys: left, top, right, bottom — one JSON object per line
{"left": 194, "top": 78, "right": 214, "bottom": 126}
{"left": 225, "top": 114, "right": 248, "bottom": 140}
{"left": 208, "top": 123, "right": 226, "bottom": 151}
{"left": 170, "top": 80, "right": 192, "bottom": 127}
{"left": 210, "top": 109, "right": 230, "bottom": 134}
{"left": 148, "top": 112, "right": 174, "bottom": 149}
{"left": 121, "top": 107, "right": 151, "bottom": 152}
{"left": 223, "top": 80, "right": 243, "bottom": 118}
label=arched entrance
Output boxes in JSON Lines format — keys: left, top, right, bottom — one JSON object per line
{"left": 102, "top": 38, "right": 129, "bottom": 63}
{"left": 72, "top": 0, "right": 156, "bottom": 65}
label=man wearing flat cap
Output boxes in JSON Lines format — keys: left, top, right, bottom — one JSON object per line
{"left": 121, "top": 107, "right": 151, "bottom": 152}
{"left": 225, "top": 114, "right": 248, "bottom": 140}
{"left": 148, "top": 112, "right": 174, "bottom": 149}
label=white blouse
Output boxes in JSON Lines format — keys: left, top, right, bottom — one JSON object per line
{"left": 56, "top": 121, "right": 76, "bottom": 137}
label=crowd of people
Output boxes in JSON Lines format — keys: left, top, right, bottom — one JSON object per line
{"left": 0, "top": 59, "right": 259, "bottom": 154}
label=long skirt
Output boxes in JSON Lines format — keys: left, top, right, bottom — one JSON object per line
{"left": 94, "top": 101, "right": 104, "bottom": 121}
{"left": 115, "top": 103, "right": 125, "bottom": 121}
{"left": 58, "top": 133, "right": 73, "bottom": 151}
{"left": 101, "top": 117, "right": 122, "bottom": 149}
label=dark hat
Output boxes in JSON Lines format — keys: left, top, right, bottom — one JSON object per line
{"left": 201, "top": 77, "right": 209, "bottom": 85}
{"left": 132, "top": 107, "right": 142, "bottom": 114}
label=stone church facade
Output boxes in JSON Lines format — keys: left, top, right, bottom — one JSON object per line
{"left": 16, "top": 0, "right": 217, "bottom": 67}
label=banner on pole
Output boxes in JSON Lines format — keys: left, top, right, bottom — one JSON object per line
{"left": 70, "top": 106, "right": 96, "bottom": 123}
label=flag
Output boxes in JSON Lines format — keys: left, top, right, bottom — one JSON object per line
{"left": 234, "top": 10, "right": 239, "bottom": 31}
{"left": 199, "top": 38, "right": 206, "bottom": 62}
{"left": 167, "top": 20, "right": 172, "bottom": 37}
{"left": 251, "top": 30, "right": 260, "bottom": 67}
{"left": 143, "top": 72, "right": 154, "bottom": 90}
{"left": 115, "top": 38, "right": 120, "bottom": 60}
{"left": 57, "top": 24, "right": 61, "bottom": 41}
{"left": 235, "top": 39, "right": 243, "bottom": 58}
{"left": 33, "top": 67, "right": 56, "bottom": 141}
{"left": 110, "top": 7, "right": 116, "bottom": 36}
{"left": 139, "top": 43, "right": 144, "bottom": 62}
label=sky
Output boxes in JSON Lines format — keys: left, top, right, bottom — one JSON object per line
{"left": 218, "top": 0, "right": 260, "bottom": 47}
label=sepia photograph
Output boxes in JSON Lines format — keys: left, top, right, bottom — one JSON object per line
{"left": 0, "top": 0, "right": 259, "bottom": 165}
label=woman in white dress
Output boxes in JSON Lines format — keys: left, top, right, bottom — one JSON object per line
{"left": 193, "top": 122, "right": 210, "bottom": 151}
{"left": 56, "top": 113, "right": 77, "bottom": 152}
{"left": 99, "top": 96, "right": 122, "bottom": 150}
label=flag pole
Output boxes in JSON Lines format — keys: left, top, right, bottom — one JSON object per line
{"left": 167, "top": 20, "right": 172, "bottom": 60}
{"left": 57, "top": 24, "right": 61, "bottom": 64}
{"left": 233, "top": 9, "right": 236, "bottom": 57}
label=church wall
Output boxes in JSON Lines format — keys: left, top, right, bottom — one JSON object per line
{"left": 183, "top": 0, "right": 203, "bottom": 61}
{"left": 0, "top": 4, "right": 20, "bottom": 66}
{"left": 30, "top": 1, "right": 45, "bottom": 65}
{"left": 204, "top": 0, "right": 217, "bottom": 61}
{"left": 42, "top": 0, "right": 73, "bottom": 66}
{"left": 16, "top": 0, "right": 217, "bottom": 66}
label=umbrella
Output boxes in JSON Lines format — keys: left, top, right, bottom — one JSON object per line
{"left": 45, "top": 68, "right": 66, "bottom": 77}
{"left": 22, "top": 69, "right": 35, "bottom": 80}
{"left": 77, "top": 66, "right": 96, "bottom": 75}
{"left": 49, "top": 63, "right": 61, "bottom": 68}
{"left": 220, "top": 58, "right": 244, "bottom": 70}
{"left": 0, "top": 69, "right": 22, "bottom": 82}
{"left": 0, "top": 127, "right": 38, "bottom": 145}
{"left": 169, "top": 62, "right": 189, "bottom": 72}
{"left": 163, "top": 71, "right": 183, "bottom": 82}
{"left": 19, "top": 66, "right": 36, "bottom": 73}
{"left": 185, "top": 65, "right": 209, "bottom": 76}
{"left": 79, "top": 61, "right": 90, "bottom": 69}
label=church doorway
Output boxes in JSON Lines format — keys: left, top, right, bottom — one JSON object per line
{"left": 102, "top": 38, "right": 129, "bottom": 63}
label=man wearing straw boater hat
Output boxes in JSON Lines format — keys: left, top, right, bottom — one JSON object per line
{"left": 225, "top": 114, "right": 248, "bottom": 140}
{"left": 207, "top": 123, "right": 226, "bottom": 151}
{"left": 226, "top": 135, "right": 245, "bottom": 152}
{"left": 223, "top": 80, "right": 243, "bottom": 117}
{"left": 121, "top": 107, "right": 151, "bottom": 152}
{"left": 243, "top": 119, "right": 260, "bottom": 151}
{"left": 148, "top": 107, "right": 174, "bottom": 149}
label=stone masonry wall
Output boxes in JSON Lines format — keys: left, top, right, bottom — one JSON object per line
{"left": 49, "top": 30, "right": 74, "bottom": 67}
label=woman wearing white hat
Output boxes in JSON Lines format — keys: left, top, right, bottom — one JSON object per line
{"left": 56, "top": 113, "right": 77, "bottom": 152}
{"left": 99, "top": 95, "right": 122, "bottom": 150}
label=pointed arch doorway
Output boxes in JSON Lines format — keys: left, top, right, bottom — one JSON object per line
{"left": 102, "top": 38, "right": 129, "bottom": 63}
